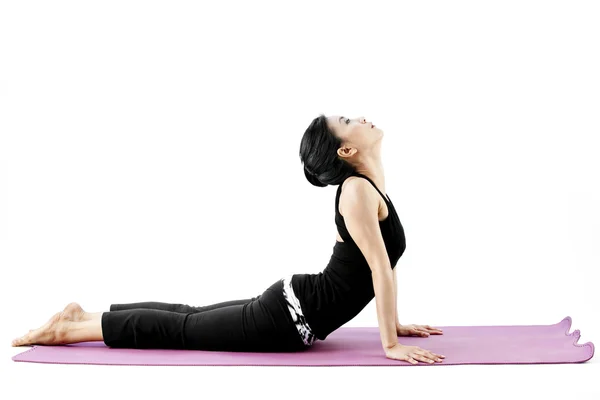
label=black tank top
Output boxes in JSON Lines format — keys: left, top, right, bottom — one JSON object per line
{"left": 291, "top": 172, "right": 407, "bottom": 341}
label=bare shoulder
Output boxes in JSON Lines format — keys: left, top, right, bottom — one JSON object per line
{"left": 338, "top": 176, "right": 390, "bottom": 274}
{"left": 338, "top": 176, "right": 380, "bottom": 218}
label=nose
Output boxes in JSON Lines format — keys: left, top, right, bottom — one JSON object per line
{"left": 359, "top": 117, "right": 366, "bottom": 124}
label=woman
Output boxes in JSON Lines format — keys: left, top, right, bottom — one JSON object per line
{"left": 12, "top": 114, "right": 445, "bottom": 364}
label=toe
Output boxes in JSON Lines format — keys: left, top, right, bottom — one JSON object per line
{"left": 12, "top": 335, "right": 26, "bottom": 346}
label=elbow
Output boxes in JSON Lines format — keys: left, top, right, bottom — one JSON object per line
{"left": 371, "top": 268, "right": 393, "bottom": 281}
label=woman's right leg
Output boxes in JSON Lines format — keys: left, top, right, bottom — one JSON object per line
{"left": 109, "top": 296, "right": 260, "bottom": 314}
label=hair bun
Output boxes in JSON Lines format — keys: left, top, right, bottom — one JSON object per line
{"left": 305, "top": 166, "right": 318, "bottom": 177}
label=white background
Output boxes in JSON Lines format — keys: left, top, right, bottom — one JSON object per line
{"left": 1, "top": 0, "right": 598, "bottom": 399}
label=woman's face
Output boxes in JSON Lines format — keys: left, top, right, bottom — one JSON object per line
{"left": 326, "top": 115, "right": 382, "bottom": 158}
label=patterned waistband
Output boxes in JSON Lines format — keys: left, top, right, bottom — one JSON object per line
{"left": 280, "top": 274, "right": 317, "bottom": 346}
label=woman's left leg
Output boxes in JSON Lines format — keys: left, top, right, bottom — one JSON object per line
{"left": 109, "top": 296, "right": 260, "bottom": 314}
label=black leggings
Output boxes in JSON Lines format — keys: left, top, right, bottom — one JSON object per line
{"left": 101, "top": 278, "right": 307, "bottom": 352}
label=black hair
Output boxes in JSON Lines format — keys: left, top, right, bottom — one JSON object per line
{"left": 299, "top": 113, "right": 357, "bottom": 187}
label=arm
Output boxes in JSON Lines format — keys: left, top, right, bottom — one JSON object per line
{"left": 372, "top": 269, "right": 397, "bottom": 349}
{"left": 393, "top": 266, "right": 400, "bottom": 328}
{"left": 340, "top": 179, "right": 398, "bottom": 350}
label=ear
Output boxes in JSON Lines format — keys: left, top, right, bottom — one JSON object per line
{"left": 337, "top": 146, "right": 356, "bottom": 158}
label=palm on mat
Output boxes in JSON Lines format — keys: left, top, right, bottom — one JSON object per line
{"left": 397, "top": 324, "right": 444, "bottom": 337}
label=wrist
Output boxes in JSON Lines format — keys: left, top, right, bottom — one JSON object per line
{"left": 383, "top": 341, "right": 399, "bottom": 351}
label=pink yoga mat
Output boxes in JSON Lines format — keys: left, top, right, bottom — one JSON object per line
{"left": 12, "top": 316, "right": 594, "bottom": 366}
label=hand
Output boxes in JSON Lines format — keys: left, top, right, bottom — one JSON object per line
{"left": 396, "top": 323, "right": 444, "bottom": 337}
{"left": 385, "top": 343, "right": 445, "bottom": 364}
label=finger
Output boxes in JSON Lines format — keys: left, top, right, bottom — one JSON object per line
{"left": 422, "top": 326, "right": 443, "bottom": 333}
{"left": 408, "top": 353, "right": 424, "bottom": 364}
{"left": 424, "top": 352, "right": 441, "bottom": 363}
{"left": 425, "top": 353, "right": 445, "bottom": 360}
{"left": 416, "top": 349, "right": 442, "bottom": 361}
{"left": 405, "top": 356, "right": 418, "bottom": 365}
{"left": 422, "top": 325, "right": 443, "bottom": 332}
{"left": 412, "top": 353, "right": 435, "bottom": 364}
{"left": 414, "top": 349, "right": 434, "bottom": 358}
{"left": 420, "top": 350, "right": 439, "bottom": 361}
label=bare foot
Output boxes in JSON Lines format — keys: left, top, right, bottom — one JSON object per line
{"left": 62, "top": 302, "right": 87, "bottom": 322}
{"left": 11, "top": 302, "right": 85, "bottom": 347}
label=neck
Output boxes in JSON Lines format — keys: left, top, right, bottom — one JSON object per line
{"left": 355, "top": 155, "right": 386, "bottom": 194}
